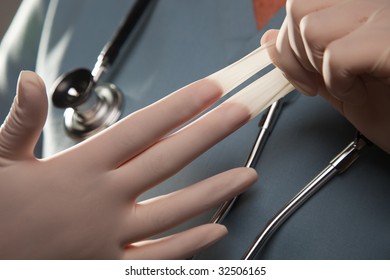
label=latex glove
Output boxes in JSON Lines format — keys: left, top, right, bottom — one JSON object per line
{"left": 0, "top": 71, "right": 257, "bottom": 259}
{"left": 261, "top": 0, "right": 390, "bottom": 153}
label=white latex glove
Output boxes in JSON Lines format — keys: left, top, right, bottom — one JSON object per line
{"left": 0, "top": 71, "right": 257, "bottom": 259}
{"left": 261, "top": 0, "right": 390, "bottom": 153}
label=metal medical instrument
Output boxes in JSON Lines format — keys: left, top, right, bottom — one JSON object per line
{"left": 189, "top": 100, "right": 283, "bottom": 261}
{"left": 203, "top": 38, "right": 295, "bottom": 223}
{"left": 50, "top": 0, "right": 152, "bottom": 139}
{"left": 242, "top": 132, "right": 369, "bottom": 260}
{"left": 210, "top": 100, "right": 283, "bottom": 224}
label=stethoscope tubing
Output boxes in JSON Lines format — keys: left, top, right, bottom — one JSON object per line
{"left": 93, "top": 0, "right": 153, "bottom": 81}
{"left": 210, "top": 100, "right": 283, "bottom": 224}
{"left": 242, "top": 132, "right": 368, "bottom": 260}
{"left": 243, "top": 165, "right": 338, "bottom": 259}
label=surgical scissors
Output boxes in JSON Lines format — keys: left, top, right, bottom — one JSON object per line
{"left": 242, "top": 132, "right": 369, "bottom": 260}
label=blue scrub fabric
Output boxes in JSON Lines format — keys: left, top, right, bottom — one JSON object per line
{"left": 0, "top": 0, "right": 389, "bottom": 259}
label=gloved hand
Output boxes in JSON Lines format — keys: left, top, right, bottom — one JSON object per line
{"left": 0, "top": 71, "right": 257, "bottom": 259}
{"left": 261, "top": 0, "right": 390, "bottom": 153}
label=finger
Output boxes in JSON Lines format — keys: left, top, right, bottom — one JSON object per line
{"left": 323, "top": 8, "right": 390, "bottom": 103}
{"left": 114, "top": 101, "right": 250, "bottom": 196}
{"left": 124, "top": 168, "right": 256, "bottom": 241}
{"left": 300, "top": 0, "right": 380, "bottom": 72}
{"left": 268, "top": 20, "right": 319, "bottom": 95}
{"left": 286, "top": 0, "right": 340, "bottom": 72}
{"left": 260, "top": 29, "right": 279, "bottom": 47}
{"left": 76, "top": 79, "right": 222, "bottom": 170}
{"left": 0, "top": 71, "right": 47, "bottom": 162}
{"left": 122, "top": 224, "right": 227, "bottom": 260}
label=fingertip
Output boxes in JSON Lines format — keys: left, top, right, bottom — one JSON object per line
{"left": 214, "top": 223, "right": 229, "bottom": 236}
{"left": 121, "top": 224, "right": 229, "bottom": 260}
{"left": 238, "top": 167, "right": 258, "bottom": 184}
{"left": 0, "top": 71, "right": 48, "bottom": 160}
{"left": 260, "top": 30, "right": 280, "bottom": 67}
{"left": 18, "top": 71, "right": 46, "bottom": 93}
{"left": 260, "top": 29, "right": 279, "bottom": 46}
{"left": 17, "top": 71, "right": 48, "bottom": 109}
{"left": 222, "top": 167, "right": 257, "bottom": 196}
{"left": 195, "top": 78, "right": 224, "bottom": 105}
{"left": 203, "top": 223, "right": 228, "bottom": 243}
{"left": 183, "top": 224, "right": 228, "bottom": 257}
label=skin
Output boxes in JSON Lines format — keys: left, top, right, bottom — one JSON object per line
{"left": 0, "top": 71, "right": 257, "bottom": 259}
{"left": 261, "top": 0, "right": 390, "bottom": 153}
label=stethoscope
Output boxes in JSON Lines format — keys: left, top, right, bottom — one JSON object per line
{"left": 50, "top": 0, "right": 152, "bottom": 139}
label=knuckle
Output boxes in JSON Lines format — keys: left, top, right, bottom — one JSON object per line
{"left": 300, "top": 14, "right": 319, "bottom": 45}
{"left": 300, "top": 14, "right": 325, "bottom": 70}
{"left": 287, "top": 0, "right": 307, "bottom": 23}
{"left": 323, "top": 41, "right": 342, "bottom": 72}
{"left": 277, "top": 57, "right": 291, "bottom": 74}
{"left": 144, "top": 150, "right": 170, "bottom": 178}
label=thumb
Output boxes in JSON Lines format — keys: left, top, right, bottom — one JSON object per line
{"left": 260, "top": 29, "right": 281, "bottom": 67}
{"left": 260, "top": 29, "right": 279, "bottom": 46}
{"left": 0, "top": 71, "right": 48, "bottom": 161}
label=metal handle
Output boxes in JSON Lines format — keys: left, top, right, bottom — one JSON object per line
{"left": 243, "top": 132, "right": 369, "bottom": 260}
{"left": 210, "top": 101, "right": 283, "bottom": 224}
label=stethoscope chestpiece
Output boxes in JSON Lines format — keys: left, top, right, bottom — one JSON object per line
{"left": 50, "top": 0, "right": 154, "bottom": 140}
{"left": 51, "top": 68, "right": 93, "bottom": 108}
{"left": 50, "top": 68, "right": 123, "bottom": 140}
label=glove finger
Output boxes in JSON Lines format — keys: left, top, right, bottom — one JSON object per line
{"left": 114, "top": 101, "right": 249, "bottom": 197}
{"left": 323, "top": 7, "right": 390, "bottom": 102}
{"left": 265, "top": 20, "right": 319, "bottom": 96}
{"left": 74, "top": 79, "right": 222, "bottom": 171}
{"left": 122, "top": 168, "right": 256, "bottom": 242}
{"left": 286, "top": 0, "right": 341, "bottom": 72}
{"left": 122, "top": 223, "right": 227, "bottom": 260}
{"left": 0, "top": 71, "right": 47, "bottom": 161}
{"left": 300, "top": 0, "right": 381, "bottom": 73}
